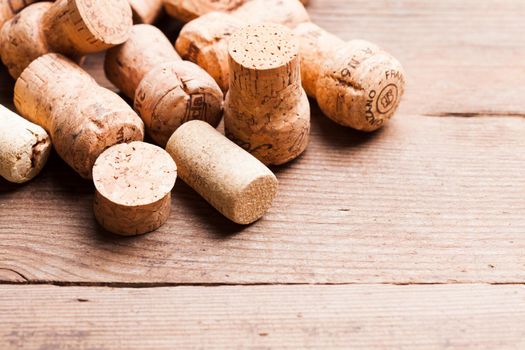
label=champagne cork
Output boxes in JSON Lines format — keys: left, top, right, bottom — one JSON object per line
{"left": 128, "top": 0, "right": 163, "bottom": 24}
{"left": 224, "top": 23, "right": 310, "bottom": 166}
{"left": 105, "top": 24, "right": 223, "bottom": 147}
{"left": 0, "top": 0, "right": 39, "bottom": 28}
{"left": 294, "top": 22, "right": 406, "bottom": 131}
{"left": 0, "top": 0, "right": 133, "bottom": 79}
{"left": 14, "top": 53, "right": 145, "bottom": 179}
{"left": 93, "top": 141, "right": 177, "bottom": 236}
{"left": 175, "top": 0, "right": 309, "bottom": 91}
{"left": 0, "top": 105, "right": 51, "bottom": 184}
{"left": 163, "top": 0, "right": 244, "bottom": 23}
{"left": 166, "top": 120, "right": 278, "bottom": 225}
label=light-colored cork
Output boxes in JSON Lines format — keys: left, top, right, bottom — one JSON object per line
{"left": 0, "top": 105, "right": 51, "bottom": 184}
{"left": 0, "top": 2, "right": 52, "bottom": 79}
{"left": 163, "top": 0, "right": 244, "bottom": 23}
{"left": 0, "top": 0, "right": 132, "bottom": 79}
{"left": 166, "top": 120, "right": 278, "bottom": 225}
{"left": 14, "top": 53, "right": 145, "bottom": 179}
{"left": 164, "top": 0, "right": 308, "bottom": 26}
{"left": 224, "top": 23, "right": 310, "bottom": 166}
{"left": 105, "top": 24, "right": 180, "bottom": 100}
{"left": 93, "top": 141, "right": 177, "bottom": 236}
{"left": 128, "top": 0, "right": 163, "bottom": 24}
{"left": 0, "top": 0, "right": 39, "bottom": 28}
{"left": 175, "top": 0, "right": 309, "bottom": 91}
{"left": 105, "top": 24, "right": 223, "bottom": 147}
{"left": 175, "top": 12, "right": 244, "bottom": 92}
{"left": 294, "top": 22, "right": 406, "bottom": 131}
{"left": 230, "top": 0, "right": 309, "bottom": 28}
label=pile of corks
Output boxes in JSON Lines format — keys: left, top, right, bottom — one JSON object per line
{"left": 0, "top": 0, "right": 406, "bottom": 235}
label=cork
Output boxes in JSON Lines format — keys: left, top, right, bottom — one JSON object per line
{"left": 0, "top": 0, "right": 132, "bottom": 79}
{"left": 175, "top": 12, "right": 245, "bottom": 92}
{"left": 166, "top": 120, "right": 278, "bottom": 225}
{"left": 0, "top": 0, "right": 39, "bottom": 28}
{"left": 128, "top": 0, "right": 163, "bottom": 24}
{"left": 224, "top": 23, "right": 310, "bottom": 165}
{"left": 93, "top": 141, "right": 177, "bottom": 236}
{"left": 175, "top": 0, "right": 309, "bottom": 91}
{"left": 0, "top": 105, "right": 51, "bottom": 184}
{"left": 164, "top": 0, "right": 308, "bottom": 26}
{"left": 14, "top": 53, "right": 145, "bottom": 179}
{"left": 105, "top": 24, "right": 223, "bottom": 147}
{"left": 163, "top": 0, "right": 244, "bottom": 23}
{"left": 293, "top": 23, "right": 406, "bottom": 131}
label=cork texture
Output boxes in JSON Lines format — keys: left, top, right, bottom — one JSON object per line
{"left": 0, "top": 0, "right": 39, "bottom": 28}
{"left": 93, "top": 141, "right": 177, "bottom": 236}
{"left": 105, "top": 24, "right": 180, "bottom": 100}
{"left": 175, "top": 12, "right": 244, "bottom": 92}
{"left": 14, "top": 53, "right": 144, "bottom": 179}
{"left": 0, "top": 105, "right": 51, "bottom": 184}
{"left": 128, "top": 0, "right": 163, "bottom": 24}
{"left": 105, "top": 24, "right": 223, "bottom": 147}
{"left": 294, "top": 23, "right": 406, "bottom": 131}
{"left": 224, "top": 24, "right": 310, "bottom": 165}
{"left": 163, "top": 0, "right": 244, "bottom": 23}
{"left": 166, "top": 120, "right": 278, "bottom": 225}
{"left": 135, "top": 60, "right": 223, "bottom": 147}
{"left": 0, "top": 0, "right": 132, "bottom": 79}
{"left": 175, "top": 0, "right": 309, "bottom": 91}
{"left": 0, "top": 2, "right": 52, "bottom": 79}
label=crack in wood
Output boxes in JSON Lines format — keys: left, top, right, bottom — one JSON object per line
{"left": 426, "top": 111, "right": 525, "bottom": 118}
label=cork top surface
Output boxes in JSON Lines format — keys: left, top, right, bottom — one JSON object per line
{"left": 228, "top": 23, "right": 298, "bottom": 70}
{"left": 93, "top": 142, "right": 177, "bottom": 207}
{"left": 73, "top": 0, "right": 132, "bottom": 45}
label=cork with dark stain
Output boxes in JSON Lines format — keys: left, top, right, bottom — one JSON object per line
{"left": 0, "top": 104, "right": 52, "bottom": 184}
{"left": 175, "top": 0, "right": 309, "bottom": 92}
{"left": 93, "top": 141, "right": 177, "bottom": 236}
{"left": 166, "top": 120, "right": 278, "bottom": 225}
{"left": 0, "top": 0, "right": 132, "bottom": 79}
{"left": 224, "top": 23, "right": 310, "bottom": 166}
{"left": 13, "top": 53, "right": 144, "bottom": 179}
{"left": 105, "top": 24, "right": 223, "bottom": 147}
{"left": 293, "top": 22, "right": 406, "bottom": 131}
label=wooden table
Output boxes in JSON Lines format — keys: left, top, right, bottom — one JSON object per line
{"left": 1, "top": 0, "right": 524, "bottom": 348}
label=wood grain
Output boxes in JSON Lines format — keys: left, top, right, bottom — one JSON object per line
{"left": 1, "top": 284, "right": 525, "bottom": 349}
{"left": 1, "top": 112, "right": 524, "bottom": 284}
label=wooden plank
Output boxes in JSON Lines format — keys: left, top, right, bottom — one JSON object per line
{"left": 1, "top": 284, "right": 524, "bottom": 349}
{"left": 307, "top": 0, "right": 525, "bottom": 116}
{"left": 1, "top": 113, "right": 524, "bottom": 284}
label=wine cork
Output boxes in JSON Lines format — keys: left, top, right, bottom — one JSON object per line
{"left": 0, "top": 0, "right": 39, "bottom": 28}
{"left": 175, "top": 0, "right": 309, "bottom": 92}
{"left": 175, "top": 12, "right": 244, "bottom": 92}
{"left": 0, "top": 105, "right": 51, "bottom": 184}
{"left": 14, "top": 53, "right": 145, "bottom": 179}
{"left": 0, "top": 0, "right": 132, "bottom": 79}
{"left": 166, "top": 120, "right": 278, "bottom": 225}
{"left": 164, "top": 0, "right": 308, "bottom": 26}
{"left": 163, "top": 0, "right": 244, "bottom": 23}
{"left": 105, "top": 24, "right": 223, "bottom": 147}
{"left": 128, "top": 0, "right": 163, "bottom": 24}
{"left": 93, "top": 141, "right": 177, "bottom": 236}
{"left": 294, "top": 22, "right": 406, "bottom": 131}
{"left": 224, "top": 23, "right": 310, "bottom": 166}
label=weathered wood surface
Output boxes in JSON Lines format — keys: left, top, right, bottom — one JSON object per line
{"left": 0, "top": 0, "right": 524, "bottom": 348}
{"left": 1, "top": 284, "right": 525, "bottom": 349}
